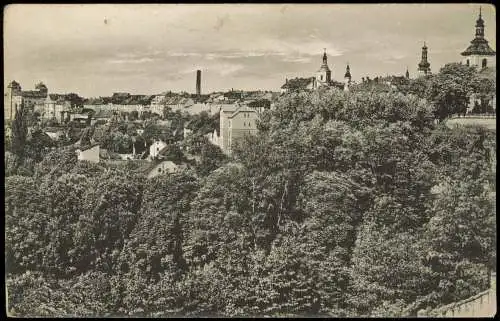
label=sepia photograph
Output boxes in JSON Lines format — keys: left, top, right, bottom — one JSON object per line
{"left": 4, "top": 3, "right": 497, "bottom": 317}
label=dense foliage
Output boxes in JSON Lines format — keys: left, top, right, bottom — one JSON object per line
{"left": 5, "top": 67, "right": 496, "bottom": 317}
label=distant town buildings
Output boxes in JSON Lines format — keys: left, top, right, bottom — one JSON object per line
{"left": 4, "top": 81, "right": 48, "bottom": 121}
{"left": 461, "top": 7, "right": 496, "bottom": 69}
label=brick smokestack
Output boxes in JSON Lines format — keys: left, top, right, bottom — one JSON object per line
{"left": 196, "top": 70, "right": 201, "bottom": 97}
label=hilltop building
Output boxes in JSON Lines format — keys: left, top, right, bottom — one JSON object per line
{"left": 4, "top": 81, "right": 48, "bottom": 121}
{"left": 418, "top": 42, "right": 431, "bottom": 76}
{"left": 461, "top": 7, "right": 496, "bottom": 68}
{"left": 281, "top": 50, "right": 346, "bottom": 93}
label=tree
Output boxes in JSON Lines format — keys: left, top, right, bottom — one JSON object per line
{"left": 66, "top": 93, "right": 85, "bottom": 109}
{"left": 11, "top": 103, "right": 28, "bottom": 162}
{"left": 196, "top": 138, "right": 228, "bottom": 176}
{"left": 110, "top": 132, "right": 133, "bottom": 154}
{"left": 119, "top": 172, "right": 198, "bottom": 315}
{"left": 129, "top": 110, "right": 139, "bottom": 121}
{"left": 25, "top": 128, "right": 55, "bottom": 162}
{"left": 35, "top": 146, "right": 78, "bottom": 178}
{"left": 426, "top": 63, "right": 479, "bottom": 120}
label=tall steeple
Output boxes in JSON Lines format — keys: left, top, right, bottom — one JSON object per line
{"left": 475, "top": 6, "right": 484, "bottom": 38}
{"left": 461, "top": 6, "right": 496, "bottom": 68}
{"left": 344, "top": 63, "right": 351, "bottom": 80}
{"left": 405, "top": 66, "right": 410, "bottom": 79}
{"left": 315, "top": 49, "right": 332, "bottom": 86}
{"left": 418, "top": 42, "right": 431, "bottom": 76}
{"left": 344, "top": 63, "right": 352, "bottom": 91}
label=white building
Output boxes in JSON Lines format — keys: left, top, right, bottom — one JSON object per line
{"left": 76, "top": 144, "right": 100, "bottom": 163}
{"left": 149, "top": 140, "right": 168, "bottom": 160}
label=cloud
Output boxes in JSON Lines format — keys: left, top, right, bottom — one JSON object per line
{"left": 282, "top": 56, "right": 313, "bottom": 63}
{"left": 217, "top": 64, "right": 244, "bottom": 76}
{"left": 108, "top": 57, "right": 156, "bottom": 64}
{"left": 3, "top": 4, "right": 495, "bottom": 96}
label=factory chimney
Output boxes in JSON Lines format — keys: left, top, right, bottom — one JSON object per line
{"left": 196, "top": 70, "right": 201, "bottom": 97}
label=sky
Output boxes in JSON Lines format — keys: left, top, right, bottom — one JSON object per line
{"left": 3, "top": 3, "right": 496, "bottom": 97}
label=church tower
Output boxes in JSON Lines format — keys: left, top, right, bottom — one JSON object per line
{"left": 418, "top": 42, "right": 431, "bottom": 76}
{"left": 405, "top": 67, "right": 410, "bottom": 79}
{"left": 344, "top": 63, "right": 352, "bottom": 91}
{"left": 315, "top": 49, "right": 332, "bottom": 88}
{"left": 461, "top": 7, "right": 496, "bottom": 69}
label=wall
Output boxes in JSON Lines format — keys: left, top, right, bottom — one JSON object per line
{"left": 227, "top": 109, "right": 258, "bottom": 154}
{"left": 418, "top": 273, "right": 496, "bottom": 317}
{"left": 463, "top": 55, "right": 497, "bottom": 68}
{"left": 445, "top": 115, "right": 496, "bottom": 131}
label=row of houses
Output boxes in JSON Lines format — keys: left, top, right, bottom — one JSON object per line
{"left": 75, "top": 140, "right": 187, "bottom": 179}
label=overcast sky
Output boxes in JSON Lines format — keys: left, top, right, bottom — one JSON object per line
{"left": 4, "top": 3, "right": 496, "bottom": 97}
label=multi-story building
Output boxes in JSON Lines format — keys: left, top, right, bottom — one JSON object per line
{"left": 43, "top": 94, "right": 71, "bottom": 123}
{"left": 4, "top": 81, "right": 48, "bottom": 121}
{"left": 208, "top": 104, "right": 259, "bottom": 154}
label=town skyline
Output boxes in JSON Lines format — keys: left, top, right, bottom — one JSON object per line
{"left": 4, "top": 3, "right": 496, "bottom": 97}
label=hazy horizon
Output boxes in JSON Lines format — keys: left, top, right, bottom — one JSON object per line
{"left": 4, "top": 3, "right": 496, "bottom": 97}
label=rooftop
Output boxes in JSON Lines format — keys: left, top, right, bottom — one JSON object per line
{"left": 281, "top": 77, "right": 315, "bottom": 90}
{"left": 461, "top": 39, "right": 496, "bottom": 56}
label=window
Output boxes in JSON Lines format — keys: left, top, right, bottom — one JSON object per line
{"left": 482, "top": 58, "right": 487, "bottom": 68}
{"left": 320, "top": 75, "right": 323, "bottom": 81}
{"left": 466, "top": 59, "right": 470, "bottom": 66}
{"left": 158, "top": 168, "right": 162, "bottom": 173}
